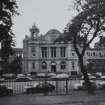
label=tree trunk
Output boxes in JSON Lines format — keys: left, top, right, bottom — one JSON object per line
{"left": 2, "top": 59, "right": 9, "bottom": 73}
{"left": 79, "top": 56, "right": 95, "bottom": 94}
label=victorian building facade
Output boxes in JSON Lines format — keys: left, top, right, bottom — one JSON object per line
{"left": 23, "top": 25, "right": 80, "bottom": 74}
{"left": 23, "top": 25, "right": 105, "bottom": 74}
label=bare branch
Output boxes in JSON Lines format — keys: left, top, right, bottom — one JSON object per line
{"left": 86, "top": 18, "right": 100, "bottom": 47}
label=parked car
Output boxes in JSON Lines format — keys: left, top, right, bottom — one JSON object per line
{"left": 73, "top": 81, "right": 83, "bottom": 90}
{"left": 37, "top": 73, "right": 56, "bottom": 78}
{"left": 100, "top": 76, "right": 105, "bottom": 79}
{"left": 30, "top": 72, "right": 37, "bottom": 76}
{"left": 93, "top": 73, "right": 102, "bottom": 78}
{"left": 95, "top": 72, "right": 102, "bottom": 77}
{"left": 56, "top": 73, "right": 69, "bottom": 78}
{"left": 96, "top": 81, "right": 105, "bottom": 90}
{"left": 0, "top": 85, "right": 13, "bottom": 96}
{"left": 73, "top": 81, "right": 96, "bottom": 90}
{"left": 51, "top": 73, "right": 69, "bottom": 79}
{"left": 47, "top": 73, "right": 56, "bottom": 77}
{"left": 15, "top": 77, "right": 33, "bottom": 82}
{"left": 0, "top": 78, "right": 5, "bottom": 81}
{"left": 17, "top": 74, "right": 25, "bottom": 78}
{"left": 81, "top": 73, "right": 96, "bottom": 79}
{"left": 0, "top": 78, "right": 5, "bottom": 84}
{"left": 36, "top": 73, "right": 52, "bottom": 78}
{"left": 36, "top": 73, "right": 46, "bottom": 78}
{"left": 26, "top": 82, "right": 55, "bottom": 94}
{"left": 2, "top": 73, "right": 16, "bottom": 79}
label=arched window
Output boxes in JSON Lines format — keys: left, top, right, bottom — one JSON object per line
{"left": 60, "top": 61, "right": 66, "bottom": 69}
{"left": 41, "top": 61, "right": 47, "bottom": 69}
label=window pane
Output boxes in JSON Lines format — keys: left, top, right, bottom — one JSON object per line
{"left": 60, "top": 61, "right": 66, "bottom": 69}
{"left": 32, "top": 62, "right": 35, "bottom": 69}
{"left": 51, "top": 47, "right": 56, "bottom": 57}
{"left": 41, "top": 47, "right": 47, "bottom": 58}
{"left": 41, "top": 62, "right": 47, "bottom": 69}
{"left": 60, "top": 47, "right": 66, "bottom": 57}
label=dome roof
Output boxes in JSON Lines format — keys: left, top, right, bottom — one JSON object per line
{"left": 46, "top": 29, "right": 61, "bottom": 35}
{"left": 44, "top": 29, "right": 62, "bottom": 42}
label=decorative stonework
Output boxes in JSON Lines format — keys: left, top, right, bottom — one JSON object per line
{"left": 23, "top": 26, "right": 105, "bottom": 74}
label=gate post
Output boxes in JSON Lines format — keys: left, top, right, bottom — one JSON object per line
{"left": 56, "top": 79, "right": 58, "bottom": 95}
{"left": 66, "top": 78, "right": 68, "bottom": 94}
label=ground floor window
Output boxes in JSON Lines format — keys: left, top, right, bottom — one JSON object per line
{"left": 71, "top": 71, "right": 77, "bottom": 75}
{"left": 51, "top": 65, "right": 56, "bottom": 72}
{"left": 41, "top": 61, "right": 47, "bottom": 69}
{"left": 60, "top": 61, "right": 66, "bottom": 69}
{"left": 72, "top": 61, "right": 75, "bottom": 69}
{"left": 32, "top": 62, "right": 35, "bottom": 69}
{"left": 51, "top": 62, "right": 56, "bottom": 72}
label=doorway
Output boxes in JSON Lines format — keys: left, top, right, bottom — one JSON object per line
{"left": 51, "top": 65, "right": 56, "bottom": 72}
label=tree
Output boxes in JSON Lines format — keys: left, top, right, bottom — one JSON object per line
{"left": 86, "top": 59, "right": 105, "bottom": 73}
{"left": 64, "top": 0, "right": 105, "bottom": 94}
{"left": 94, "top": 36, "right": 105, "bottom": 48}
{"left": 0, "top": 0, "right": 18, "bottom": 72}
{"left": 9, "top": 56, "right": 22, "bottom": 74}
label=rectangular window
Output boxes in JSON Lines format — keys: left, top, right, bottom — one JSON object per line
{"left": 93, "top": 52, "right": 96, "bottom": 56}
{"left": 72, "top": 53, "right": 75, "bottom": 56}
{"left": 41, "top": 47, "right": 47, "bottom": 58}
{"left": 99, "top": 52, "right": 102, "bottom": 57}
{"left": 31, "top": 46, "right": 35, "bottom": 52}
{"left": 72, "top": 62, "right": 75, "bottom": 69}
{"left": 51, "top": 47, "right": 56, "bottom": 57}
{"left": 87, "top": 52, "right": 90, "bottom": 56}
{"left": 60, "top": 47, "right": 66, "bottom": 57}
{"left": 31, "top": 46, "right": 36, "bottom": 57}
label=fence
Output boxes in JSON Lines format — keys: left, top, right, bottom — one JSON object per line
{"left": 0, "top": 78, "right": 101, "bottom": 95}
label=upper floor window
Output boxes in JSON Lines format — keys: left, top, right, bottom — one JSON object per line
{"left": 87, "top": 52, "right": 90, "bottom": 56}
{"left": 99, "top": 52, "right": 102, "bottom": 57}
{"left": 93, "top": 52, "right": 96, "bottom": 56}
{"left": 31, "top": 46, "right": 36, "bottom": 56}
{"left": 72, "top": 61, "right": 75, "bottom": 69}
{"left": 72, "top": 53, "right": 75, "bottom": 56}
{"left": 31, "top": 46, "right": 35, "bottom": 52}
{"left": 51, "top": 47, "right": 56, "bottom": 57}
{"left": 60, "top": 47, "right": 66, "bottom": 57}
{"left": 41, "top": 47, "right": 47, "bottom": 58}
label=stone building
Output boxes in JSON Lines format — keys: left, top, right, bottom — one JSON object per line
{"left": 23, "top": 25, "right": 79, "bottom": 74}
{"left": 23, "top": 25, "right": 105, "bottom": 74}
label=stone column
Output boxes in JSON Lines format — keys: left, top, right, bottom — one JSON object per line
{"left": 48, "top": 47, "right": 51, "bottom": 58}
{"left": 47, "top": 47, "right": 49, "bottom": 58}
{"left": 57, "top": 47, "right": 60, "bottom": 58}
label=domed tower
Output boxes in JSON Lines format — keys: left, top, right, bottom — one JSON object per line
{"left": 29, "top": 24, "right": 40, "bottom": 39}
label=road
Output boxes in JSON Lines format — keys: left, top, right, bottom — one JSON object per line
{"left": 0, "top": 90, "right": 105, "bottom": 105}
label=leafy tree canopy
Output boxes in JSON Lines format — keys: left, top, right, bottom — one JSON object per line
{"left": 62, "top": 0, "right": 105, "bottom": 94}
{"left": 64, "top": 0, "right": 105, "bottom": 56}
{"left": 0, "top": 0, "right": 18, "bottom": 72}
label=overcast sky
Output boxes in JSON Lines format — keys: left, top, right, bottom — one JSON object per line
{"left": 13, "top": 0, "right": 77, "bottom": 48}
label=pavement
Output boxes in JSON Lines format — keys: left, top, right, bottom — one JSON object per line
{"left": 0, "top": 91, "right": 105, "bottom": 105}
